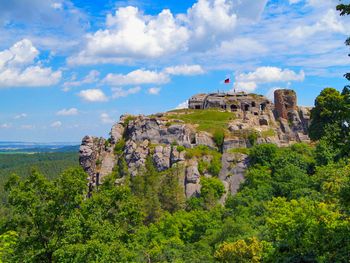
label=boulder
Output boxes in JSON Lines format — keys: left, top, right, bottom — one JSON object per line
{"left": 153, "top": 145, "right": 171, "bottom": 171}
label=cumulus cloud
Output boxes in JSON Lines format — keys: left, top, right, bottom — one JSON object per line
{"left": 56, "top": 108, "right": 78, "bottom": 116}
{"left": 112, "top": 86, "right": 141, "bottom": 98}
{"left": 68, "top": 0, "right": 254, "bottom": 65}
{"left": 100, "top": 113, "right": 115, "bottom": 124}
{"left": 50, "top": 121, "right": 62, "bottom": 128}
{"left": 104, "top": 69, "right": 170, "bottom": 86}
{"left": 0, "top": 39, "right": 61, "bottom": 88}
{"left": 78, "top": 89, "right": 108, "bottom": 102}
{"left": 69, "top": 6, "right": 189, "bottom": 64}
{"left": 164, "top": 65, "right": 204, "bottom": 76}
{"left": 148, "top": 87, "right": 161, "bottom": 95}
{"left": 175, "top": 100, "right": 189, "bottom": 109}
{"left": 234, "top": 67, "right": 305, "bottom": 92}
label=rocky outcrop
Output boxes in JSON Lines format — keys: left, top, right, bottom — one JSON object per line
{"left": 79, "top": 89, "right": 312, "bottom": 201}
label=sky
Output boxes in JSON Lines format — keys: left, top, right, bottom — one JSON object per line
{"left": 0, "top": 0, "right": 349, "bottom": 142}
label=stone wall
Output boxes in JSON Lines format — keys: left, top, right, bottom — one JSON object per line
{"left": 274, "top": 89, "right": 297, "bottom": 119}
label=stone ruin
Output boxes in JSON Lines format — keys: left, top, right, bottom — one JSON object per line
{"left": 189, "top": 91, "right": 272, "bottom": 114}
{"left": 188, "top": 89, "right": 298, "bottom": 120}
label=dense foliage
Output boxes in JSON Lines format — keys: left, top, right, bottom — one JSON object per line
{"left": 1, "top": 136, "right": 350, "bottom": 262}
{"left": 0, "top": 152, "right": 78, "bottom": 201}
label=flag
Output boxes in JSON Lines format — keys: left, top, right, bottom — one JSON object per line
{"left": 224, "top": 78, "right": 230, "bottom": 84}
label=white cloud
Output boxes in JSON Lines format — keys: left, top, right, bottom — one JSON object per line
{"left": 164, "top": 65, "right": 204, "bottom": 76}
{"left": 50, "top": 121, "right": 62, "bottom": 128}
{"left": 185, "top": 0, "right": 237, "bottom": 49}
{"left": 148, "top": 87, "right": 161, "bottom": 95}
{"left": 291, "top": 9, "right": 346, "bottom": 39}
{"left": 175, "top": 100, "right": 189, "bottom": 109}
{"left": 234, "top": 67, "right": 305, "bottom": 92}
{"left": 0, "top": 39, "right": 61, "bottom": 88}
{"left": 62, "top": 70, "right": 100, "bottom": 91}
{"left": 21, "top": 124, "right": 35, "bottom": 130}
{"left": 289, "top": 0, "right": 303, "bottom": 4}
{"left": 56, "top": 108, "right": 78, "bottom": 116}
{"left": 78, "top": 89, "right": 108, "bottom": 102}
{"left": 68, "top": 6, "right": 189, "bottom": 64}
{"left": 112, "top": 86, "right": 141, "bottom": 98}
{"left": 51, "top": 2, "right": 63, "bottom": 10}
{"left": 14, "top": 113, "right": 27, "bottom": 119}
{"left": 266, "top": 87, "right": 282, "bottom": 101}
{"left": 104, "top": 69, "right": 170, "bottom": 86}
{"left": 100, "top": 113, "right": 115, "bottom": 124}
{"left": 0, "top": 123, "right": 11, "bottom": 129}
{"left": 68, "top": 0, "right": 254, "bottom": 65}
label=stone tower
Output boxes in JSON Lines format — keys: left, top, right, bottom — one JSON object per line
{"left": 274, "top": 89, "right": 297, "bottom": 119}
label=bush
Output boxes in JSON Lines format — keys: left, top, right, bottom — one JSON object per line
{"left": 114, "top": 138, "right": 126, "bottom": 156}
{"left": 248, "top": 131, "right": 259, "bottom": 146}
{"left": 200, "top": 177, "right": 225, "bottom": 200}
{"left": 249, "top": 144, "right": 278, "bottom": 167}
{"left": 176, "top": 145, "right": 185, "bottom": 152}
{"left": 208, "top": 155, "right": 222, "bottom": 176}
{"left": 213, "top": 129, "right": 225, "bottom": 149}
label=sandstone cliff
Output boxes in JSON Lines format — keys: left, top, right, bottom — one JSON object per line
{"left": 79, "top": 89, "right": 311, "bottom": 200}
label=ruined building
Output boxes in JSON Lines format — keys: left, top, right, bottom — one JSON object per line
{"left": 188, "top": 91, "right": 272, "bottom": 114}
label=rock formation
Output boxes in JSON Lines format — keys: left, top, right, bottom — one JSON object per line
{"left": 80, "top": 89, "right": 312, "bottom": 200}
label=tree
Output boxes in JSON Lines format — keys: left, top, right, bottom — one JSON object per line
{"left": 337, "top": 2, "right": 350, "bottom": 86}
{"left": 265, "top": 198, "right": 350, "bottom": 262}
{"left": 309, "top": 88, "right": 345, "bottom": 140}
{"left": 214, "top": 237, "right": 263, "bottom": 263}
{"left": 4, "top": 168, "right": 87, "bottom": 262}
{"left": 0, "top": 231, "right": 17, "bottom": 263}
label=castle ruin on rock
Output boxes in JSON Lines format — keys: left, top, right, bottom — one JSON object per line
{"left": 79, "top": 89, "right": 312, "bottom": 199}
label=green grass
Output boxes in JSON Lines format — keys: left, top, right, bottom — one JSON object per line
{"left": 261, "top": 129, "right": 276, "bottom": 138}
{"left": 166, "top": 109, "right": 235, "bottom": 134}
{"left": 185, "top": 146, "right": 222, "bottom": 176}
{"left": 228, "top": 148, "right": 250, "bottom": 155}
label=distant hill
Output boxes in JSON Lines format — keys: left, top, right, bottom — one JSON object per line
{"left": 0, "top": 141, "right": 80, "bottom": 153}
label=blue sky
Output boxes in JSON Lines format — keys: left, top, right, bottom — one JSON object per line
{"left": 0, "top": 0, "right": 349, "bottom": 142}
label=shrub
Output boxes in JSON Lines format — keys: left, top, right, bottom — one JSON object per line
{"left": 208, "top": 155, "right": 222, "bottom": 176}
{"left": 213, "top": 129, "right": 225, "bottom": 149}
{"left": 114, "top": 138, "right": 126, "bottom": 156}
{"left": 248, "top": 131, "right": 259, "bottom": 146}
{"left": 200, "top": 177, "right": 225, "bottom": 200}
{"left": 249, "top": 144, "right": 278, "bottom": 167}
{"left": 176, "top": 145, "right": 185, "bottom": 152}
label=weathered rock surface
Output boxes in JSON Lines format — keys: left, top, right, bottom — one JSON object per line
{"left": 79, "top": 89, "right": 313, "bottom": 201}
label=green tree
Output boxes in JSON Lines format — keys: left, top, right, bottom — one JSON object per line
{"left": 337, "top": 2, "right": 350, "bottom": 86}
{"left": 0, "top": 231, "right": 17, "bottom": 263}
{"left": 200, "top": 177, "right": 225, "bottom": 209}
{"left": 249, "top": 143, "right": 278, "bottom": 167}
{"left": 309, "top": 88, "right": 345, "bottom": 140}
{"left": 159, "top": 165, "right": 185, "bottom": 213}
{"left": 214, "top": 237, "right": 263, "bottom": 263}
{"left": 4, "top": 168, "right": 87, "bottom": 262}
{"left": 265, "top": 197, "right": 350, "bottom": 262}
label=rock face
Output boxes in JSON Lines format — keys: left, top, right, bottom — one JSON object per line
{"left": 79, "top": 89, "right": 312, "bottom": 201}
{"left": 274, "top": 89, "right": 297, "bottom": 119}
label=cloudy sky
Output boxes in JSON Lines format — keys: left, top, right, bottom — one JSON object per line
{"left": 0, "top": 0, "right": 349, "bottom": 142}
